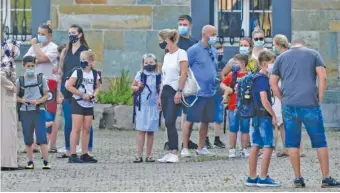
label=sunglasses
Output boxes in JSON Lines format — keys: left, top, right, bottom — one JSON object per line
{"left": 254, "top": 37, "right": 264, "bottom": 41}
{"left": 26, "top": 65, "right": 35, "bottom": 68}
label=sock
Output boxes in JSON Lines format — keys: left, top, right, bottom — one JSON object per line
{"left": 259, "top": 176, "right": 267, "bottom": 180}
{"left": 28, "top": 160, "right": 33, "bottom": 164}
{"left": 215, "top": 136, "right": 220, "bottom": 141}
{"left": 250, "top": 176, "right": 257, "bottom": 180}
{"left": 43, "top": 160, "right": 48, "bottom": 165}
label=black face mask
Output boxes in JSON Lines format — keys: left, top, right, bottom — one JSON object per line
{"left": 218, "top": 55, "right": 223, "bottom": 62}
{"left": 145, "top": 64, "right": 156, "bottom": 72}
{"left": 159, "top": 41, "right": 167, "bottom": 50}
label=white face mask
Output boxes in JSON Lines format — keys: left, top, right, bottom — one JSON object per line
{"left": 268, "top": 63, "right": 274, "bottom": 73}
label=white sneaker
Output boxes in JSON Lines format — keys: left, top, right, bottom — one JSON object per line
{"left": 181, "top": 148, "right": 191, "bottom": 157}
{"left": 241, "top": 148, "right": 249, "bottom": 158}
{"left": 229, "top": 148, "right": 237, "bottom": 158}
{"left": 57, "top": 147, "right": 66, "bottom": 153}
{"left": 76, "top": 145, "right": 82, "bottom": 153}
{"left": 196, "top": 147, "right": 216, "bottom": 156}
{"left": 157, "top": 153, "right": 171, "bottom": 163}
{"left": 166, "top": 153, "right": 179, "bottom": 163}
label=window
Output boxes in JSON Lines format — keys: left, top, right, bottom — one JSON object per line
{"left": 214, "top": 0, "right": 272, "bottom": 46}
{"left": 1, "top": 0, "right": 32, "bottom": 41}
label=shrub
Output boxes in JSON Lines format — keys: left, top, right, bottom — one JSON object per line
{"left": 97, "top": 69, "right": 133, "bottom": 106}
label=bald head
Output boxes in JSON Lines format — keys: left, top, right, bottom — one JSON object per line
{"left": 201, "top": 25, "right": 217, "bottom": 46}
{"left": 202, "top": 25, "right": 216, "bottom": 34}
{"left": 291, "top": 39, "right": 306, "bottom": 47}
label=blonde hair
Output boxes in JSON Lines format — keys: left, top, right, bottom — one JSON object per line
{"left": 158, "top": 29, "right": 180, "bottom": 45}
{"left": 141, "top": 53, "right": 161, "bottom": 73}
{"left": 258, "top": 50, "right": 276, "bottom": 67}
{"left": 252, "top": 27, "right": 265, "bottom": 37}
{"left": 273, "top": 34, "right": 290, "bottom": 49}
{"left": 80, "top": 50, "right": 96, "bottom": 63}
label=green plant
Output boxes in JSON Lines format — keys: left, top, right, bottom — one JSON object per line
{"left": 97, "top": 69, "right": 133, "bottom": 105}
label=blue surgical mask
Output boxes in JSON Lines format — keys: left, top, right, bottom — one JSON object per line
{"left": 26, "top": 68, "right": 35, "bottom": 76}
{"left": 208, "top": 36, "right": 217, "bottom": 46}
{"left": 80, "top": 60, "right": 89, "bottom": 68}
{"left": 231, "top": 65, "right": 241, "bottom": 72}
{"left": 69, "top": 34, "right": 79, "bottom": 43}
{"left": 38, "top": 35, "right": 47, "bottom": 43}
{"left": 178, "top": 26, "right": 189, "bottom": 36}
{"left": 254, "top": 40, "right": 265, "bottom": 47}
{"left": 239, "top": 46, "right": 249, "bottom": 55}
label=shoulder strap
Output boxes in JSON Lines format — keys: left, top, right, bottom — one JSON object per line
{"left": 230, "top": 71, "right": 238, "bottom": 89}
{"left": 92, "top": 69, "right": 98, "bottom": 90}
{"left": 75, "top": 68, "right": 83, "bottom": 89}
{"left": 37, "top": 73, "right": 44, "bottom": 96}
{"left": 140, "top": 72, "right": 147, "bottom": 85}
{"left": 18, "top": 76, "right": 25, "bottom": 98}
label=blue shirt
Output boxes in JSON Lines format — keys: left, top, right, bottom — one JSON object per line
{"left": 215, "top": 60, "right": 226, "bottom": 95}
{"left": 252, "top": 73, "right": 272, "bottom": 109}
{"left": 187, "top": 41, "right": 217, "bottom": 97}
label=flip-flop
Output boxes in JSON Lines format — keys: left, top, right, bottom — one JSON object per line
{"left": 57, "top": 153, "right": 70, "bottom": 159}
{"left": 300, "top": 153, "right": 306, "bottom": 157}
{"left": 276, "top": 151, "right": 289, "bottom": 157}
{"left": 48, "top": 148, "right": 58, "bottom": 153}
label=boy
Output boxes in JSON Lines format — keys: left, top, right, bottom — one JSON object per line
{"left": 220, "top": 54, "right": 250, "bottom": 158}
{"left": 205, "top": 43, "right": 226, "bottom": 148}
{"left": 246, "top": 50, "right": 279, "bottom": 187}
{"left": 17, "top": 56, "right": 50, "bottom": 169}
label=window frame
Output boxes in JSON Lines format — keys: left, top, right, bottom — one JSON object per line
{"left": 213, "top": 0, "right": 273, "bottom": 47}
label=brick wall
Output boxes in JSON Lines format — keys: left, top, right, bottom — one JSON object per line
{"left": 292, "top": 0, "right": 340, "bottom": 90}
{"left": 51, "top": 0, "right": 190, "bottom": 87}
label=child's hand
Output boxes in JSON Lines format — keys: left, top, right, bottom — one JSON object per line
{"left": 157, "top": 98, "right": 162, "bottom": 111}
{"left": 222, "top": 94, "right": 228, "bottom": 104}
{"left": 138, "top": 82, "right": 144, "bottom": 88}
{"left": 272, "top": 117, "right": 277, "bottom": 126}
{"left": 20, "top": 98, "right": 29, "bottom": 104}
{"left": 132, "top": 86, "right": 139, "bottom": 92}
{"left": 31, "top": 100, "right": 40, "bottom": 106}
{"left": 82, "top": 94, "right": 90, "bottom": 101}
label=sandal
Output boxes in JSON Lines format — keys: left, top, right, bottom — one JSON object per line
{"left": 277, "top": 151, "right": 289, "bottom": 157}
{"left": 133, "top": 156, "right": 143, "bottom": 163}
{"left": 48, "top": 148, "right": 58, "bottom": 153}
{"left": 145, "top": 157, "right": 155, "bottom": 163}
{"left": 300, "top": 153, "right": 306, "bottom": 157}
{"left": 57, "top": 153, "right": 70, "bottom": 159}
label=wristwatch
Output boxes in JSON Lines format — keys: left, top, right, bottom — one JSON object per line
{"left": 177, "top": 89, "right": 183, "bottom": 93}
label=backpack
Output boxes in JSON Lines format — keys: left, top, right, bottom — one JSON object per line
{"left": 235, "top": 73, "right": 272, "bottom": 118}
{"left": 132, "top": 72, "right": 161, "bottom": 124}
{"left": 17, "top": 73, "right": 45, "bottom": 119}
{"left": 47, "top": 79, "right": 57, "bottom": 113}
{"left": 64, "top": 68, "right": 98, "bottom": 102}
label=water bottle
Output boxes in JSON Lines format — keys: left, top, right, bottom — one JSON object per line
{"left": 244, "top": 86, "right": 251, "bottom": 104}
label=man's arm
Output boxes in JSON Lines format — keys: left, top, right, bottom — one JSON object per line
{"left": 269, "top": 75, "right": 282, "bottom": 100}
{"left": 316, "top": 66, "right": 327, "bottom": 103}
{"left": 30, "top": 38, "right": 50, "bottom": 63}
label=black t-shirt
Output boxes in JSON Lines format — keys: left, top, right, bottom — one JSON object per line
{"left": 62, "top": 44, "right": 88, "bottom": 82}
{"left": 165, "top": 35, "right": 198, "bottom": 53}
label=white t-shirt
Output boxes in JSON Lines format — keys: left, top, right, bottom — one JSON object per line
{"left": 24, "top": 42, "right": 58, "bottom": 80}
{"left": 71, "top": 69, "right": 100, "bottom": 108}
{"left": 161, "top": 49, "right": 188, "bottom": 91}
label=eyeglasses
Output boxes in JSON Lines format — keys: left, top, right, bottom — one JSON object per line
{"left": 254, "top": 37, "right": 264, "bottom": 41}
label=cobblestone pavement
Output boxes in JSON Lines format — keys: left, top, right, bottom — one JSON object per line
{"left": 1, "top": 129, "right": 340, "bottom": 192}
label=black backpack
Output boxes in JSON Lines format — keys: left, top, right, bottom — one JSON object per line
{"left": 64, "top": 68, "right": 98, "bottom": 101}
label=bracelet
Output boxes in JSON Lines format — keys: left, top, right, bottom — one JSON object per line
{"left": 177, "top": 89, "right": 183, "bottom": 93}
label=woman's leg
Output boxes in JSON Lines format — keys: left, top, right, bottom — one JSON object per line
{"left": 81, "top": 116, "right": 93, "bottom": 154}
{"left": 70, "top": 115, "right": 83, "bottom": 155}
{"left": 62, "top": 100, "right": 73, "bottom": 155}
{"left": 146, "top": 132, "right": 154, "bottom": 157}
{"left": 49, "top": 105, "right": 61, "bottom": 150}
{"left": 137, "top": 131, "right": 146, "bottom": 156}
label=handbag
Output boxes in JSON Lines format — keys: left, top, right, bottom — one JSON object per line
{"left": 177, "top": 50, "right": 200, "bottom": 107}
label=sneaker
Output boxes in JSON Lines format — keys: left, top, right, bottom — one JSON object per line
{"left": 166, "top": 153, "right": 179, "bottom": 163}
{"left": 133, "top": 156, "right": 143, "bottom": 163}
{"left": 229, "top": 149, "right": 237, "bottom": 158}
{"left": 181, "top": 148, "right": 191, "bottom": 157}
{"left": 157, "top": 153, "right": 171, "bottom": 163}
{"left": 80, "top": 153, "right": 98, "bottom": 163}
{"left": 68, "top": 155, "right": 83, "bottom": 163}
{"left": 205, "top": 138, "right": 213, "bottom": 149}
{"left": 42, "top": 161, "right": 51, "bottom": 169}
{"left": 321, "top": 176, "right": 340, "bottom": 188}
{"left": 241, "top": 148, "right": 249, "bottom": 158}
{"left": 145, "top": 157, "right": 155, "bottom": 163}
{"left": 196, "top": 147, "right": 215, "bottom": 156}
{"left": 294, "top": 177, "right": 306, "bottom": 188}
{"left": 257, "top": 176, "right": 280, "bottom": 187}
{"left": 25, "top": 161, "right": 34, "bottom": 169}
{"left": 57, "top": 147, "right": 66, "bottom": 153}
{"left": 246, "top": 176, "right": 259, "bottom": 187}
{"left": 188, "top": 140, "right": 198, "bottom": 149}
{"left": 164, "top": 142, "right": 169, "bottom": 151}
{"left": 76, "top": 145, "right": 82, "bottom": 153}
{"left": 214, "top": 139, "right": 226, "bottom": 148}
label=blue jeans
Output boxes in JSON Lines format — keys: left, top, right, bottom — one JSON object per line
{"left": 228, "top": 110, "right": 250, "bottom": 133}
{"left": 61, "top": 83, "right": 93, "bottom": 151}
{"left": 45, "top": 110, "right": 56, "bottom": 134}
{"left": 20, "top": 110, "right": 47, "bottom": 146}
{"left": 252, "top": 117, "right": 275, "bottom": 148}
{"left": 282, "top": 105, "right": 327, "bottom": 148}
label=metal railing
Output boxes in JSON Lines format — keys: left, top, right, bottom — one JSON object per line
{"left": 1, "top": 0, "right": 31, "bottom": 41}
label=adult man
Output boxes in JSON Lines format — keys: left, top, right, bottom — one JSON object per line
{"left": 181, "top": 25, "right": 218, "bottom": 157}
{"left": 270, "top": 39, "right": 340, "bottom": 188}
{"left": 164, "top": 15, "right": 199, "bottom": 151}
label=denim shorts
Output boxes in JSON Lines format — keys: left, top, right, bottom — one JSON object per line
{"left": 186, "top": 96, "right": 215, "bottom": 123}
{"left": 228, "top": 110, "right": 250, "bottom": 133}
{"left": 45, "top": 110, "right": 56, "bottom": 134}
{"left": 282, "top": 105, "right": 327, "bottom": 148}
{"left": 252, "top": 117, "right": 275, "bottom": 148}
{"left": 20, "top": 110, "right": 47, "bottom": 146}
{"left": 214, "top": 95, "right": 224, "bottom": 124}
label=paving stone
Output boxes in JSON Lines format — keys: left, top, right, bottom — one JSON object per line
{"left": 292, "top": 11, "right": 330, "bottom": 31}
{"left": 124, "top": 31, "right": 147, "bottom": 52}
{"left": 103, "top": 31, "right": 124, "bottom": 50}
{"left": 292, "top": 31, "right": 319, "bottom": 50}
{"left": 152, "top": 6, "right": 190, "bottom": 30}
{"left": 103, "top": 50, "right": 142, "bottom": 77}
{"left": 330, "top": 20, "right": 340, "bottom": 32}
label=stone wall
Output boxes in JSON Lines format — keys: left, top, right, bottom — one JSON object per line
{"left": 51, "top": 0, "right": 190, "bottom": 89}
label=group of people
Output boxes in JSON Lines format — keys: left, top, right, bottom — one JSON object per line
{"left": 131, "top": 15, "right": 340, "bottom": 188}
{"left": 1, "top": 14, "right": 339, "bottom": 189}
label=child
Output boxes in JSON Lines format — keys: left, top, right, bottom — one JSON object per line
{"left": 66, "top": 50, "right": 100, "bottom": 163}
{"left": 246, "top": 50, "right": 280, "bottom": 187}
{"left": 131, "top": 53, "right": 161, "bottom": 163}
{"left": 17, "top": 56, "right": 50, "bottom": 169}
{"left": 220, "top": 54, "right": 250, "bottom": 158}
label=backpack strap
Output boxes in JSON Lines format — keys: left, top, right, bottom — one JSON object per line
{"left": 37, "top": 73, "right": 44, "bottom": 97}
{"left": 92, "top": 69, "right": 98, "bottom": 90}
{"left": 75, "top": 68, "right": 83, "bottom": 89}
{"left": 18, "top": 76, "right": 25, "bottom": 98}
{"left": 230, "top": 71, "right": 238, "bottom": 92}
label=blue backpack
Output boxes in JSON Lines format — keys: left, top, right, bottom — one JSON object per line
{"left": 132, "top": 72, "right": 161, "bottom": 124}
{"left": 235, "top": 73, "right": 271, "bottom": 118}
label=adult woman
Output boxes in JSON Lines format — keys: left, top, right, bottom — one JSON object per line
{"left": 58, "top": 24, "right": 94, "bottom": 158}
{"left": 251, "top": 28, "right": 267, "bottom": 59}
{"left": 1, "top": 40, "right": 22, "bottom": 170}
{"left": 157, "top": 29, "right": 188, "bottom": 163}
{"left": 221, "top": 37, "right": 259, "bottom": 82}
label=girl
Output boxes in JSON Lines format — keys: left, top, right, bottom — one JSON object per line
{"left": 252, "top": 28, "right": 268, "bottom": 59}
{"left": 131, "top": 53, "right": 161, "bottom": 163}
{"left": 66, "top": 50, "right": 100, "bottom": 163}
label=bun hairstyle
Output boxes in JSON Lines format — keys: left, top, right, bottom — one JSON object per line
{"left": 158, "top": 29, "right": 180, "bottom": 44}
{"left": 273, "top": 34, "right": 290, "bottom": 49}
{"left": 81, "top": 50, "right": 96, "bottom": 62}
{"left": 258, "top": 50, "right": 276, "bottom": 67}
{"left": 39, "top": 20, "right": 53, "bottom": 34}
